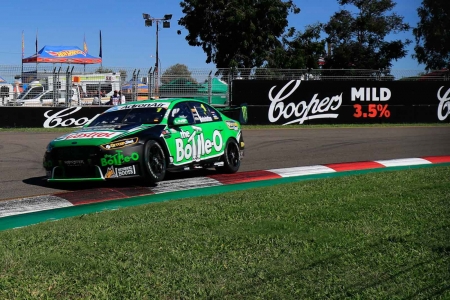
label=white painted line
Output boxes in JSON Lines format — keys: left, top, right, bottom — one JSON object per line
{"left": 152, "top": 177, "right": 223, "bottom": 194}
{"left": 268, "top": 165, "right": 336, "bottom": 177}
{"left": 375, "top": 158, "right": 432, "bottom": 167}
{"left": 0, "top": 196, "right": 73, "bottom": 218}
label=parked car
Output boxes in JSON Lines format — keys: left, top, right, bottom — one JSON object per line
{"left": 43, "top": 98, "right": 245, "bottom": 183}
{"left": 14, "top": 89, "right": 78, "bottom": 106}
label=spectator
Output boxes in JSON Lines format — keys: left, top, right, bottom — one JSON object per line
{"left": 107, "top": 90, "right": 120, "bottom": 105}
{"left": 118, "top": 90, "right": 126, "bottom": 104}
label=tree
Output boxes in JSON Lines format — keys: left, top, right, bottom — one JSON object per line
{"left": 95, "top": 67, "right": 113, "bottom": 73}
{"left": 265, "top": 24, "right": 326, "bottom": 69}
{"left": 160, "top": 63, "right": 197, "bottom": 84}
{"left": 178, "top": 0, "right": 300, "bottom": 68}
{"left": 323, "top": 0, "right": 411, "bottom": 70}
{"left": 413, "top": 0, "right": 450, "bottom": 70}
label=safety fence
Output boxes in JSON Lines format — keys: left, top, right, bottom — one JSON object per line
{"left": 0, "top": 65, "right": 448, "bottom": 107}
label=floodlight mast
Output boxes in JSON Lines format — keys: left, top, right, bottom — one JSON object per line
{"left": 143, "top": 13, "right": 172, "bottom": 98}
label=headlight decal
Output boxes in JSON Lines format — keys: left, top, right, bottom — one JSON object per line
{"left": 100, "top": 137, "right": 139, "bottom": 150}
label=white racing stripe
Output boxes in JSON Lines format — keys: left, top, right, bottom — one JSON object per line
{"left": 269, "top": 165, "right": 336, "bottom": 177}
{"left": 151, "top": 177, "right": 223, "bottom": 194}
{"left": 0, "top": 196, "right": 73, "bottom": 218}
{"left": 375, "top": 158, "right": 432, "bottom": 167}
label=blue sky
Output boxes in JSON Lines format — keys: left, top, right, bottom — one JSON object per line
{"left": 0, "top": 0, "right": 424, "bottom": 71}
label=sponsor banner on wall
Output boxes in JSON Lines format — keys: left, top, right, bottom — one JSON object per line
{"left": 232, "top": 80, "right": 450, "bottom": 124}
{"left": 0, "top": 107, "right": 106, "bottom": 128}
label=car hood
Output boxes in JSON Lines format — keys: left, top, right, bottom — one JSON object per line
{"left": 49, "top": 124, "right": 161, "bottom": 147}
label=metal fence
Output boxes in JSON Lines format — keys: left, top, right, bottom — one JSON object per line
{"left": 0, "top": 64, "right": 448, "bottom": 107}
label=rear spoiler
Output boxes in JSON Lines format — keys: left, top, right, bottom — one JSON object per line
{"left": 218, "top": 103, "right": 248, "bottom": 125}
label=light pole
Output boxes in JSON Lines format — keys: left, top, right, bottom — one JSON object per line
{"left": 143, "top": 13, "right": 172, "bottom": 98}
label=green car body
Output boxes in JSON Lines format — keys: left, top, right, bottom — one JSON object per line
{"left": 43, "top": 98, "right": 244, "bottom": 183}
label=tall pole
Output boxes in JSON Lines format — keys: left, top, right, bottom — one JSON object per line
{"left": 155, "top": 20, "right": 159, "bottom": 98}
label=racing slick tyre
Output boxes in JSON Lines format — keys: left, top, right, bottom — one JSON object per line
{"left": 216, "top": 138, "right": 240, "bottom": 174}
{"left": 144, "top": 140, "right": 166, "bottom": 184}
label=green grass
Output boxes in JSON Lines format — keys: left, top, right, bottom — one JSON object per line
{"left": 1, "top": 123, "right": 449, "bottom": 132}
{"left": 0, "top": 166, "right": 449, "bottom": 299}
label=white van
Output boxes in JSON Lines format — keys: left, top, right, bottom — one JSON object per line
{"left": 15, "top": 88, "right": 80, "bottom": 106}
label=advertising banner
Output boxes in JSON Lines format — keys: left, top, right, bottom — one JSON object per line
{"left": 232, "top": 80, "right": 450, "bottom": 124}
{"left": 0, "top": 107, "right": 105, "bottom": 128}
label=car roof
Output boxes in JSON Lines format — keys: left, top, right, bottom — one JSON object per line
{"left": 119, "top": 98, "right": 205, "bottom": 107}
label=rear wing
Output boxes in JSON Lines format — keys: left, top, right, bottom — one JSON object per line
{"left": 217, "top": 103, "right": 247, "bottom": 125}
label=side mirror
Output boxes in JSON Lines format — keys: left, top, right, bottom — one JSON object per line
{"left": 171, "top": 117, "right": 189, "bottom": 126}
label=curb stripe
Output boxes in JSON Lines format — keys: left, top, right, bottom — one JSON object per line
{"left": 208, "top": 170, "right": 281, "bottom": 184}
{"left": 422, "top": 156, "right": 450, "bottom": 164}
{"left": 152, "top": 177, "right": 222, "bottom": 193}
{"left": 57, "top": 186, "right": 155, "bottom": 205}
{"left": 0, "top": 195, "right": 73, "bottom": 218}
{"left": 269, "top": 165, "right": 335, "bottom": 177}
{"left": 375, "top": 158, "right": 431, "bottom": 167}
{"left": 325, "top": 161, "right": 385, "bottom": 172}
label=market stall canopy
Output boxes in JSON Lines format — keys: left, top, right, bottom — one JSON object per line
{"left": 22, "top": 46, "right": 102, "bottom": 64}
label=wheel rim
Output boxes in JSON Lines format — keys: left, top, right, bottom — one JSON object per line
{"left": 148, "top": 145, "right": 164, "bottom": 175}
{"left": 227, "top": 142, "right": 240, "bottom": 167}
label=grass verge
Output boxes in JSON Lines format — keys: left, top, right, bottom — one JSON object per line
{"left": 0, "top": 166, "right": 449, "bottom": 299}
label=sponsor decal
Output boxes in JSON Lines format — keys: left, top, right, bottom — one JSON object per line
{"left": 105, "top": 166, "right": 117, "bottom": 178}
{"left": 351, "top": 87, "right": 391, "bottom": 101}
{"left": 100, "top": 150, "right": 140, "bottom": 166}
{"left": 198, "top": 116, "right": 213, "bottom": 122}
{"left": 57, "top": 131, "right": 122, "bottom": 140}
{"left": 105, "top": 165, "right": 137, "bottom": 178}
{"left": 116, "top": 165, "right": 137, "bottom": 177}
{"left": 118, "top": 103, "right": 168, "bottom": 110}
{"left": 46, "top": 49, "right": 86, "bottom": 57}
{"left": 268, "top": 80, "right": 342, "bottom": 125}
{"left": 63, "top": 160, "right": 84, "bottom": 166}
{"left": 226, "top": 120, "right": 239, "bottom": 130}
{"left": 437, "top": 86, "right": 450, "bottom": 121}
{"left": 100, "top": 137, "right": 139, "bottom": 150}
{"left": 44, "top": 107, "right": 101, "bottom": 128}
{"left": 175, "top": 129, "right": 223, "bottom": 162}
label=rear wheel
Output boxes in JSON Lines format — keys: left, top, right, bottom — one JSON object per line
{"left": 216, "top": 139, "right": 240, "bottom": 174}
{"left": 144, "top": 140, "right": 166, "bottom": 183}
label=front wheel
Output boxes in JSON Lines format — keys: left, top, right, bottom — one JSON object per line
{"left": 144, "top": 140, "right": 166, "bottom": 184}
{"left": 216, "top": 139, "right": 240, "bottom": 174}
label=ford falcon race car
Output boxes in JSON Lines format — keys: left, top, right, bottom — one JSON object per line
{"left": 43, "top": 98, "right": 245, "bottom": 183}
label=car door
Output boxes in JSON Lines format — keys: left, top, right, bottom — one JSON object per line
{"left": 187, "top": 101, "right": 226, "bottom": 161}
{"left": 164, "top": 102, "right": 197, "bottom": 166}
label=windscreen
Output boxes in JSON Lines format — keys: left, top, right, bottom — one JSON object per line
{"left": 88, "top": 107, "right": 167, "bottom": 127}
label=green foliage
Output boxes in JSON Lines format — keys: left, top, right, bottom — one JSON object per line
{"left": 413, "top": 0, "right": 450, "bottom": 70}
{"left": 265, "top": 24, "right": 326, "bottom": 69}
{"left": 178, "top": 0, "right": 300, "bottom": 68}
{"left": 323, "top": 0, "right": 411, "bottom": 69}
{"left": 161, "top": 63, "right": 196, "bottom": 84}
{"left": 94, "top": 67, "right": 114, "bottom": 73}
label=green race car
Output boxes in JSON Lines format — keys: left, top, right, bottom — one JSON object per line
{"left": 43, "top": 98, "right": 245, "bottom": 183}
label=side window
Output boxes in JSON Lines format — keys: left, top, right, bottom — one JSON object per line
{"left": 206, "top": 105, "right": 222, "bottom": 122}
{"left": 169, "top": 103, "right": 194, "bottom": 125}
{"left": 189, "top": 101, "right": 215, "bottom": 123}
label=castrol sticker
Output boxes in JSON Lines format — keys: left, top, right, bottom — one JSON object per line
{"left": 56, "top": 131, "right": 122, "bottom": 140}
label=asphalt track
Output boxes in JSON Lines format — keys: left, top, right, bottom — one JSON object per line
{"left": 0, "top": 126, "right": 449, "bottom": 201}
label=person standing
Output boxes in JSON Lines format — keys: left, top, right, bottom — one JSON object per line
{"left": 108, "top": 90, "right": 120, "bottom": 105}
{"left": 118, "top": 90, "right": 126, "bottom": 105}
